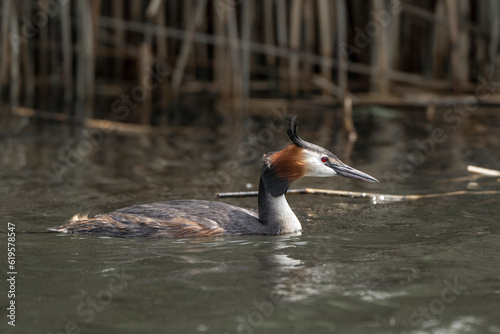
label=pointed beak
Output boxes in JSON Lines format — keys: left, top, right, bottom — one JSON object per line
{"left": 328, "top": 162, "right": 379, "bottom": 183}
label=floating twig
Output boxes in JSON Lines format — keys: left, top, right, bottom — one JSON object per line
{"left": 217, "top": 188, "right": 500, "bottom": 203}
{"left": 467, "top": 165, "right": 500, "bottom": 177}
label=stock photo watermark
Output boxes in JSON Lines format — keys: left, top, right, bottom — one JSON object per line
{"left": 51, "top": 63, "right": 170, "bottom": 182}
{"left": 6, "top": 222, "right": 17, "bottom": 327}
{"left": 224, "top": 236, "right": 335, "bottom": 334}
{"left": 408, "top": 276, "right": 469, "bottom": 327}
{"left": 193, "top": 106, "right": 289, "bottom": 199}
{"left": 110, "top": 65, "right": 170, "bottom": 120}
{"left": 384, "top": 75, "right": 499, "bottom": 190}
{"left": 340, "top": 0, "right": 402, "bottom": 62}
{"left": 8, "top": 0, "right": 70, "bottom": 53}
{"left": 213, "top": 0, "right": 243, "bottom": 22}
{"left": 48, "top": 268, "right": 134, "bottom": 334}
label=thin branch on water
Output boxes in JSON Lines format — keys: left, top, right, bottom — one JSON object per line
{"left": 467, "top": 165, "right": 500, "bottom": 177}
{"left": 217, "top": 188, "right": 500, "bottom": 203}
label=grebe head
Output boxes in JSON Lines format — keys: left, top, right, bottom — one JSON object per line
{"left": 263, "top": 116, "right": 379, "bottom": 185}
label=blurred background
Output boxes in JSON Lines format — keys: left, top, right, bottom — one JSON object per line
{"left": 1, "top": 1, "right": 500, "bottom": 334}
{"left": 0, "top": 0, "right": 499, "bottom": 127}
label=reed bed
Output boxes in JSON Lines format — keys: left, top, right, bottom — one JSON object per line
{"left": 0, "top": 0, "right": 499, "bottom": 129}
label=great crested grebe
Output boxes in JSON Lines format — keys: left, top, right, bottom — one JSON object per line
{"left": 53, "top": 117, "right": 378, "bottom": 238}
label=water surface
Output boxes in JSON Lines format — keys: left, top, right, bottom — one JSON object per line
{"left": 1, "top": 107, "right": 499, "bottom": 334}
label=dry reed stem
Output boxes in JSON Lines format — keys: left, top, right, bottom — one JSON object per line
{"left": 171, "top": 0, "right": 207, "bottom": 97}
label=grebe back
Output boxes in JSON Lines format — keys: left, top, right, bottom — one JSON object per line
{"left": 53, "top": 117, "right": 378, "bottom": 238}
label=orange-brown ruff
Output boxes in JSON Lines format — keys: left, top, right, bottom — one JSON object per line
{"left": 266, "top": 145, "right": 306, "bottom": 182}
{"left": 53, "top": 117, "right": 378, "bottom": 238}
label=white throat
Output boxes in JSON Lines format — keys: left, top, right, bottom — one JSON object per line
{"left": 261, "top": 194, "right": 302, "bottom": 234}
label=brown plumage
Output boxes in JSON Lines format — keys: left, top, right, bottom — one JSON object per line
{"left": 54, "top": 200, "right": 261, "bottom": 238}
{"left": 265, "top": 145, "right": 306, "bottom": 182}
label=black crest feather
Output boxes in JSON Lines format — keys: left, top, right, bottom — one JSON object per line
{"left": 287, "top": 115, "right": 307, "bottom": 148}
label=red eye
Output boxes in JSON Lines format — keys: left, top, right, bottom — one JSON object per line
{"left": 321, "top": 156, "right": 328, "bottom": 163}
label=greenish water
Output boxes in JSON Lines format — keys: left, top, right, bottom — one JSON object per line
{"left": 1, "top": 107, "right": 499, "bottom": 334}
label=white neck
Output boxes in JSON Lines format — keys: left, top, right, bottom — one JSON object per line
{"left": 258, "top": 176, "right": 302, "bottom": 234}
{"left": 261, "top": 194, "right": 302, "bottom": 234}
